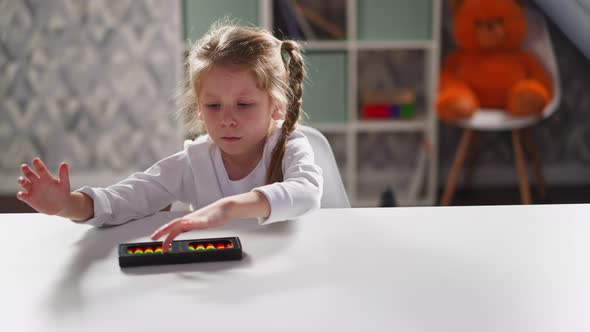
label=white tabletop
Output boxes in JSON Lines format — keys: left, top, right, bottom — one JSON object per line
{"left": 3, "top": 204, "right": 590, "bottom": 332}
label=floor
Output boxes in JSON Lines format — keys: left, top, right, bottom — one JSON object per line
{"left": 1, "top": 186, "right": 589, "bottom": 213}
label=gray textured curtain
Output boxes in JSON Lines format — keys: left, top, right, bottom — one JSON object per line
{"left": 0, "top": 0, "right": 183, "bottom": 192}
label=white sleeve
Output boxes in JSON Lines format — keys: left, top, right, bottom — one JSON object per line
{"left": 74, "top": 150, "right": 195, "bottom": 227}
{"left": 252, "top": 135, "right": 323, "bottom": 224}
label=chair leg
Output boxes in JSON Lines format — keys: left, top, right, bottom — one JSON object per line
{"left": 440, "top": 128, "right": 474, "bottom": 206}
{"left": 523, "top": 128, "right": 546, "bottom": 199}
{"left": 512, "top": 129, "right": 532, "bottom": 204}
{"left": 464, "top": 131, "right": 481, "bottom": 188}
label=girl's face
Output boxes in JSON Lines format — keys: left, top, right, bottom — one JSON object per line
{"left": 197, "top": 65, "right": 283, "bottom": 159}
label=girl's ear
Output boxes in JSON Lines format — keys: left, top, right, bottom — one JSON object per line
{"left": 271, "top": 102, "right": 284, "bottom": 120}
{"left": 197, "top": 107, "right": 203, "bottom": 121}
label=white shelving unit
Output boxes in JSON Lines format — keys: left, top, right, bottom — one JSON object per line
{"left": 264, "top": 0, "right": 441, "bottom": 207}
{"left": 185, "top": 0, "right": 441, "bottom": 207}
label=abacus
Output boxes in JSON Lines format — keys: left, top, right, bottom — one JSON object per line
{"left": 118, "top": 236, "right": 242, "bottom": 267}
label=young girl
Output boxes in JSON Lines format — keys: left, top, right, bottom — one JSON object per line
{"left": 15, "top": 23, "right": 323, "bottom": 252}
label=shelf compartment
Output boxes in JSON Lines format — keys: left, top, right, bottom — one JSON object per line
{"left": 357, "top": 49, "right": 427, "bottom": 121}
{"left": 356, "top": 132, "right": 431, "bottom": 207}
{"left": 183, "top": 0, "right": 259, "bottom": 42}
{"left": 302, "top": 51, "right": 348, "bottom": 124}
{"left": 273, "top": 0, "right": 347, "bottom": 41}
{"left": 357, "top": 0, "right": 432, "bottom": 41}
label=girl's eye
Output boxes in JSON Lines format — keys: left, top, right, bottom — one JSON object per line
{"left": 237, "top": 103, "right": 253, "bottom": 110}
{"left": 206, "top": 104, "right": 221, "bottom": 110}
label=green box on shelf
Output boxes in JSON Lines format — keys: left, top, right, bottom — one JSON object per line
{"left": 302, "top": 51, "right": 348, "bottom": 124}
{"left": 400, "top": 104, "right": 415, "bottom": 118}
{"left": 183, "top": 0, "right": 259, "bottom": 42}
{"left": 357, "top": 0, "right": 432, "bottom": 41}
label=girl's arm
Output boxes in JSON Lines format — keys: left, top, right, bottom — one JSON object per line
{"left": 224, "top": 191, "right": 271, "bottom": 220}
{"left": 18, "top": 153, "right": 194, "bottom": 227}
{"left": 252, "top": 132, "right": 323, "bottom": 224}
{"left": 74, "top": 150, "right": 195, "bottom": 227}
{"left": 151, "top": 191, "right": 271, "bottom": 252}
{"left": 59, "top": 192, "right": 95, "bottom": 221}
{"left": 151, "top": 132, "right": 323, "bottom": 252}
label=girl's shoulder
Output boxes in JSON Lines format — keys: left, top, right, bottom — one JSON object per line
{"left": 290, "top": 124, "right": 320, "bottom": 144}
{"left": 267, "top": 123, "right": 311, "bottom": 149}
{"left": 183, "top": 134, "right": 215, "bottom": 154}
{"left": 281, "top": 125, "right": 314, "bottom": 155}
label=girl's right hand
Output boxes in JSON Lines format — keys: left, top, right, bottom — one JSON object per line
{"left": 17, "top": 158, "right": 72, "bottom": 215}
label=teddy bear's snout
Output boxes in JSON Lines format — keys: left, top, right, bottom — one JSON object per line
{"left": 475, "top": 19, "right": 506, "bottom": 48}
{"left": 475, "top": 18, "right": 505, "bottom": 31}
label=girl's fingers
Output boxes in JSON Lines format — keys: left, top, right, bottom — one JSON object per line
{"left": 16, "top": 191, "right": 29, "bottom": 202}
{"left": 151, "top": 218, "right": 211, "bottom": 253}
{"left": 151, "top": 219, "right": 180, "bottom": 240}
{"left": 58, "top": 162, "right": 69, "bottom": 185}
{"left": 17, "top": 177, "right": 32, "bottom": 193}
{"left": 162, "top": 228, "right": 182, "bottom": 253}
{"left": 32, "top": 158, "right": 52, "bottom": 179}
{"left": 20, "top": 164, "right": 39, "bottom": 183}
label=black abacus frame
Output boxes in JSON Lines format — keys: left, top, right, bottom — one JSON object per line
{"left": 118, "top": 236, "right": 243, "bottom": 268}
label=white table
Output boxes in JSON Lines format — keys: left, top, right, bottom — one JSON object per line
{"left": 3, "top": 204, "right": 590, "bottom": 332}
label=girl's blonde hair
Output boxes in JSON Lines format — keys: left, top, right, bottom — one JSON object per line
{"left": 178, "top": 21, "right": 306, "bottom": 185}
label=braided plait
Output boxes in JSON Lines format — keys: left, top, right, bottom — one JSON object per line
{"left": 265, "top": 40, "right": 305, "bottom": 184}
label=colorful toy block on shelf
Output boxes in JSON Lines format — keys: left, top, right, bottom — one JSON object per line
{"left": 361, "top": 89, "right": 416, "bottom": 119}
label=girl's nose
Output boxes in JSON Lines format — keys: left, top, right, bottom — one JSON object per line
{"left": 220, "top": 109, "right": 237, "bottom": 127}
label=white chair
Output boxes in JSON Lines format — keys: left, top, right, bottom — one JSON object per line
{"left": 170, "top": 124, "right": 350, "bottom": 211}
{"left": 298, "top": 125, "right": 351, "bottom": 208}
{"left": 440, "top": 7, "right": 562, "bottom": 205}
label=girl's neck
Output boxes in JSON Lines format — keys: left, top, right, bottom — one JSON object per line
{"left": 218, "top": 121, "right": 280, "bottom": 180}
{"left": 220, "top": 138, "right": 266, "bottom": 181}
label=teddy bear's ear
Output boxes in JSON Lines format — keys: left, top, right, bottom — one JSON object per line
{"left": 513, "top": 0, "right": 526, "bottom": 7}
{"left": 450, "top": 0, "right": 526, "bottom": 14}
{"left": 449, "top": 0, "right": 465, "bottom": 15}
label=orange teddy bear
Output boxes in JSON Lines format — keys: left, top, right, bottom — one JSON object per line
{"left": 437, "top": 0, "right": 553, "bottom": 122}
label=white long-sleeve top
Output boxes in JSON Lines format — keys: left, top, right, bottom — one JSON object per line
{"left": 75, "top": 125, "right": 323, "bottom": 227}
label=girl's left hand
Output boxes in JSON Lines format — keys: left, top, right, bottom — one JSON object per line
{"left": 150, "top": 201, "right": 231, "bottom": 253}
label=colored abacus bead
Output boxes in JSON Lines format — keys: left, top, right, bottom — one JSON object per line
{"left": 118, "top": 236, "right": 242, "bottom": 267}
{"left": 127, "top": 241, "right": 237, "bottom": 255}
